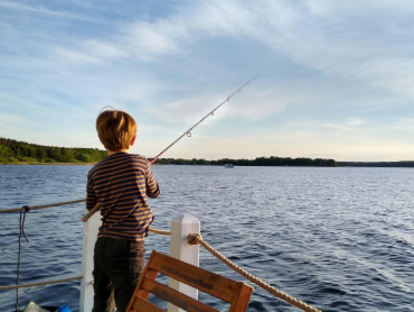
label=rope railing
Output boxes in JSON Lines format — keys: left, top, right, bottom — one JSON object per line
{"left": 0, "top": 276, "right": 83, "bottom": 291}
{"left": 1, "top": 200, "right": 171, "bottom": 236}
{"left": 0, "top": 227, "right": 169, "bottom": 293}
{"left": 0, "top": 199, "right": 86, "bottom": 213}
{"left": 149, "top": 228, "right": 170, "bottom": 236}
{"left": 1, "top": 200, "right": 320, "bottom": 312}
{"left": 188, "top": 233, "right": 322, "bottom": 312}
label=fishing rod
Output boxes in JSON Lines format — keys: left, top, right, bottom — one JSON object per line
{"left": 149, "top": 73, "right": 260, "bottom": 165}
{"left": 81, "top": 73, "right": 259, "bottom": 222}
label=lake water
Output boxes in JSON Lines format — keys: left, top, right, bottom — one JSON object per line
{"left": 0, "top": 165, "right": 413, "bottom": 312}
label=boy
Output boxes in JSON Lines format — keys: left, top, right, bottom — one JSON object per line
{"left": 86, "top": 109, "right": 160, "bottom": 312}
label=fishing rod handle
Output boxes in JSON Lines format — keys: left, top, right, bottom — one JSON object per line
{"left": 81, "top": 203, "right": 100, "bottom": 222}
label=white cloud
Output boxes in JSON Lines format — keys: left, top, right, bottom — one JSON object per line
{"left": 387, "top": 118, "right": 414, "bottom": 131}
{"left": 84, "top": 41, "right": 128, "bottom": 59}
{"left": 2, "top": 0, "right": 414, "bottom": 161}
{"left": 225, "top": 89, "right": 297, "bottom": 120}
{"left": 344, "top": 117, "right": 366, "bottom": 127}
{"left": 139, "top": 128, "right": 414, "bottom": 161}
{"left": 21, "top": 0, "right": 414, "bottom": 103}
{"left": 322, "top": 118, "right": 370, "bottom": 131}
{"left": 146, "top": 95, "right": 226, "bottom": 125}
{"left": 54, "top": 48, "right": 102, "bottom": 64}
{"left": 0, "top": 91, "right": 55, "bottom": 115}
{"left": 0, "top": 0, "right": 96, "bottom": 21}
{"left": 122, "top": 22, "right": 186, "bottom": 59}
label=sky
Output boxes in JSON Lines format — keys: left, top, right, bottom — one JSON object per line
{"left": 1, "top": 0, "right": 414, "bottom": 161}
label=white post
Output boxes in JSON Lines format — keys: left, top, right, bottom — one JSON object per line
{"left": 168, "top": 215, "right": 200, "bottom": 312}
{"left": 80, "top": 207, "right": 101, "bottom": 312}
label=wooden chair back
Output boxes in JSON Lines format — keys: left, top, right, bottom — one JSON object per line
{"left": 126, "top": 250, "right": 253, "bottom": 312}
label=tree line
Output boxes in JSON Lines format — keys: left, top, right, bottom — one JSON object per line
{"left": 0, "top": 137, "right": 107, "bottom": 164}
{"left": 151, "top": 156, "right": 337, "bottom": 167}
{"left": 1, "top": 137, "right": 337, "bottom": 166}
{"left": 337, "top": 161, "right": 414, "bottom": 167}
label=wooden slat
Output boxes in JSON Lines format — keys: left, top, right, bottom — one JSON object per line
{"left": 127, "top": 251, "right": 253, "bottom": 312}
{"left": 137, "top": 269, "right": 159, "bottom": 300}
{"left": 141, "top": 277, "right": 219, "bottom": 312}
{"left": 131, "top": 297, "right": 165, "bottom": 312}
{"left": 148, "top": 251, "right": 241, "bottom": 303}
{"left": 229, "top": 284, "right": 254, "bottom": 312}
{"left": 126, "top": 252, "right": 159, "bottom": 312}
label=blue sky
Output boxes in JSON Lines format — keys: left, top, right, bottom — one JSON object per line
{"left": 1, "top": 0, "right": 414, "bottom": 161}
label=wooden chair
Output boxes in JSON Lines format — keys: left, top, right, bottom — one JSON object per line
{"left": 126, "top": 250, "right": 254, "bottom": 312}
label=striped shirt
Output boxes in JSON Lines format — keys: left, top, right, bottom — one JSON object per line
{"left": 86, "top": 152, "right": 160, "bottom": 241}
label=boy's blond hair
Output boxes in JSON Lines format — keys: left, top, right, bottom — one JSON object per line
{"left": 96, "top": 109, "right": 137, "bottom": 151}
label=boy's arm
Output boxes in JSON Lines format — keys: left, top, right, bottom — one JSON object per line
{"left": 86, "top": 173, "right": 98, "bottom": 210}
{"left": 146, "top": 162, "right": 160, "bottom": 198}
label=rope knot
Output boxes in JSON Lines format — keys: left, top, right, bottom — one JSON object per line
{"left": 187, "top": 233, "right": 202, "bottom": 245}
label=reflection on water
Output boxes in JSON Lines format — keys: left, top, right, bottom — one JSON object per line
{"left": 1, "top": 165, "right": 414, "bottom": 311}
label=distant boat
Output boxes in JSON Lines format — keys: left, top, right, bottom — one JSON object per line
{"left": 224, "top": 164, "right": 234, "bottom": 168}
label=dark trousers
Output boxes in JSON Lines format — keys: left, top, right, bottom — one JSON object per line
{"left": 92, "top": 237, "right": 145, "bottom": 312}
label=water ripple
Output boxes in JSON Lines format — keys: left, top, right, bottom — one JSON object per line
{"left": 0, "top": 165, "right": 413, "bottom": 311}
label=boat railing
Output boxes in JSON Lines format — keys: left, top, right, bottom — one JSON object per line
{"left": 0, "top": 201, "right": 321, "bottom": 312}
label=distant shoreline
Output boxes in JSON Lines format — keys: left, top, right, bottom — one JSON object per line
{"left": 0, "top": 161, "right": 98, "bottom": 166}
{"left": 337, "top": 161, "right": 414, "bottom": 168}
{"left": 4, "top": 160, "right": 414, "bottom": 167}
{"left": 3, "top": 162, "right": 414, "bottom": 167}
